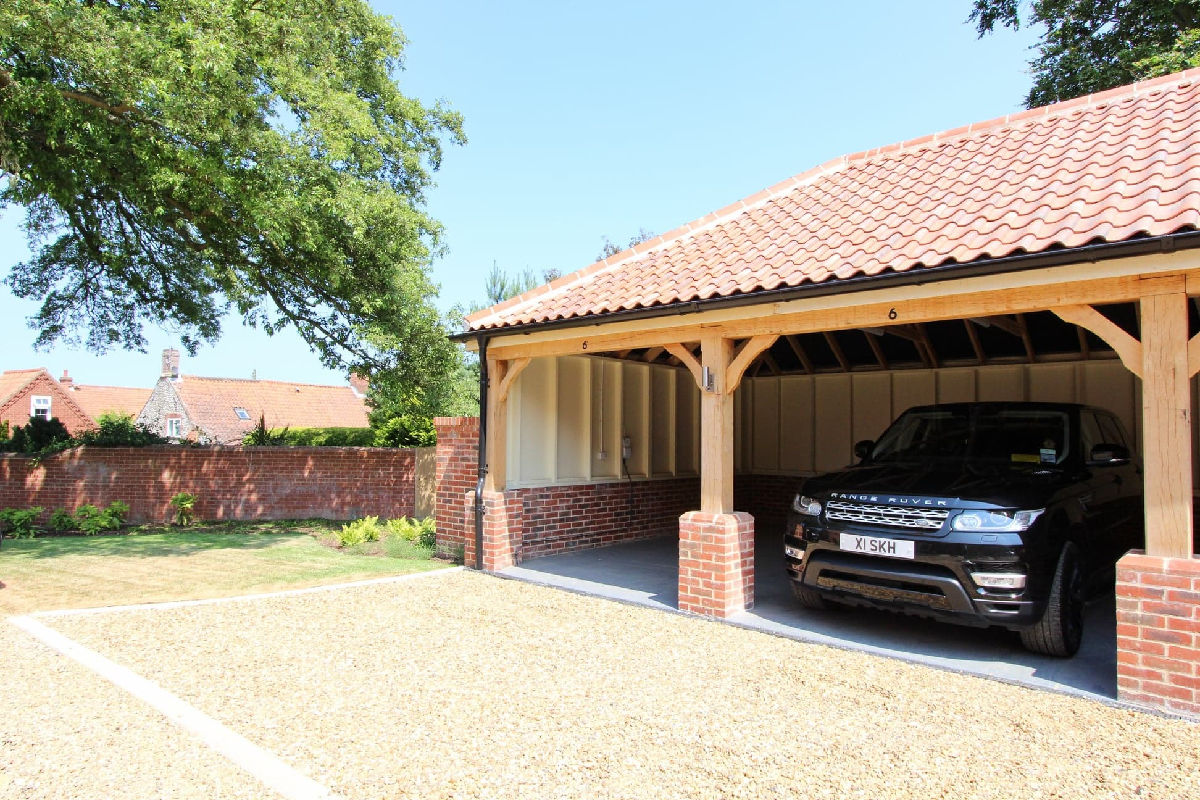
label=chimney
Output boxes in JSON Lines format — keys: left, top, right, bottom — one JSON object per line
{"left": 349, "top": 372, "right": 369, "bottom": 397}
{"left": 161, "top": 348, "right": 181, "bottom": 380}
{"left": 59, "top": 370, "right": 73, "bottom": 388}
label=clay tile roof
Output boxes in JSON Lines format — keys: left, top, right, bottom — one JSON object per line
{"left": 467, "top": 69, "right": 1200, "bottom": 333}
{"left": 0, "top": 369, "right": 42, "bottom": 406}
{"left": 68, "top": 385, "right": 153, "bottom": 422}
{"left": 175, "top": 376, "right": 369, "bottom": 444}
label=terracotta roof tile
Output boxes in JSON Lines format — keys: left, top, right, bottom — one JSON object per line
{"left": 174, "top": 376, "right": 369, "bottom": 444}
{"left": 67, "top": 385, "right": 152, "bottom": 421}
{"left": 467, "top": 70, "right": 1200, "bottom": 333}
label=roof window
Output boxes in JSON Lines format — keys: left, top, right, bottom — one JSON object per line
{"left": 233, "top": 407, "right": 251, "bottom": 420}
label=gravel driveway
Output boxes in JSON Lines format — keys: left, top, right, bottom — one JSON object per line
{"left": 6, "top": 569, "right": 1198, "bottom": 799}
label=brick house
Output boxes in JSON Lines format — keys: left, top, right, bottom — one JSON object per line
{"left": 448, "top": 69, "right": 1200, "bottom": 717}
{"left": 136, "top": 349, "right": 370, "bottom": 444}
{"left": 0, "top": 368, "right": 95, "bottom": 435}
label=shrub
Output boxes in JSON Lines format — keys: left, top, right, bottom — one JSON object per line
{"left": 338, "top": 516, "right": 382, "bottom": 547}
{"left": 244, "top": 414, "right": 288, "bottom": 446}
{"left": 384, "top": 517, "right": 436, "bottom": 549}
{"left": 372, "top": 415, "right": 436, "bottom": 448}
{"left": 49, "top": 508, "right": 79, "bottom": 531}
{"left": 1, "top": 418, "right": 71, "bottom": 453}
{"left": 0, "top": 507, "right": 44, "bottom": 538}
{"left": 76, "top": 413, "right": 166, "bottom": 447}
{"left": 170, "top": 492, "right": 197, "bottom": 526}
{"left": 74, "top": 502, "right": 127, "bottom": 535}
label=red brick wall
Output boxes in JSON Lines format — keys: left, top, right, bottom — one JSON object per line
{"left": 1116, "top": 552, "right": 1200, "bottom": 718}
{"left": 513, "top": 477, "right": 700, "bottom": 560}
{"left": 433, "top": 417, "right": 479, "bottom": 559}
{"left": 735, "top": 473, "right": 797, "bottom": 538}
{"left": 679, "top": 511, "right": 755, "bottom": 617}
{"left": 0, "top": 446, "right": 416, "bottom": 523}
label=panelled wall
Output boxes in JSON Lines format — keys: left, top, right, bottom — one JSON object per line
{"left": 735, "top": 359, "right": 1144, "bottom": 477}
{"left": 503, "top": 356, "right": 1177, "bottom": 489}
{"left": 505, "top": 356, "right": 700, "bottom": 489}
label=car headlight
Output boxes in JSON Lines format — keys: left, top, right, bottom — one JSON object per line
{"left": 792, "top": 494, "right": 822, "bottom": 516}
{"left": 951, "top": 509, "right": 1044, "bottom": 532}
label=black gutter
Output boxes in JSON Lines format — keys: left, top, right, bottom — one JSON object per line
{"left": 452, "top": 230, "right": 1200, "bottom": 343}
{"left": 473, "top": 336, "right": 488, "bottom": 571}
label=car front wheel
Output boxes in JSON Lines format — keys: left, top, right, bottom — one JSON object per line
{"left": 790, "top": 580, "right": 828, "bottom": 610}
{"left": 1019, "top": 543, "right": 1084, "bottom": 658}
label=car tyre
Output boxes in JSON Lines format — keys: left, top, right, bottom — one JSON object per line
{"left": 790, "top": 580, "right": 828, "bottom": 610}
{"left": 1020, "top": 543, "right": 1084, "bottom": 658}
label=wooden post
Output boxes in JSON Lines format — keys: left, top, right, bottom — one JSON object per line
{"left": 484, "top": 357, "right": 508, "bottom": 493}
{"left": 1140, "top": 293, "right": 1194, "bottom": 558}
{"left": 699, "top": 332, "right": 734, "bottom": 513}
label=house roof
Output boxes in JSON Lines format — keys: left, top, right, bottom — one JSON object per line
{"left": 173, "top": 376, "right": 369, "bottom": 443}
{"left": 467, "top": 68, "right": 1200, "bottom": 334}
{"left": 67, "top": 385, "right": 153, "bottom": 421}
{"left": 0, "top": 369, "right": 43, "bottom": 407}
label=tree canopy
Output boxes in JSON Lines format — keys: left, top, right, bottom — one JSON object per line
{"left": 0, "top": 0, "right": 464, "bottom": 384}
{"left": 971, "top": 1, "right": 1200, "bottom": 107}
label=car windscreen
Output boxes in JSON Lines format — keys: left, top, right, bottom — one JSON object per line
{"left": 871, "top": 408, "right": 1071, "bottom": 467}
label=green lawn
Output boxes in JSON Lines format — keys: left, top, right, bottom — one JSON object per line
{"left": 0, "top": 522, "right": 448, "bottom": 615}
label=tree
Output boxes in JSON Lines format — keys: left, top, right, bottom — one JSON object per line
{"left": 971, "top": 1, "right": 1200, "bottom": 107}
{"left": 598, "top": 228, "right": 655, "bottom": 260}
{"left": 0, "top": 1, "right": 464, "bottom": 382}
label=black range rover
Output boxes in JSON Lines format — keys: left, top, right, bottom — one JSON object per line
{"left": 783, "top": 402, "right": 1143, "bottom": 657}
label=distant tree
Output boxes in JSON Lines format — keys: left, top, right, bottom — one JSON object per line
{"left": 598, "top": 228, "right": 655, "bottom": 260}
{"left": 0, "top": 0, "right": 463, "bottom": 381}
{"left": 970, "top": 0, "right": 1200, "bottom": 107}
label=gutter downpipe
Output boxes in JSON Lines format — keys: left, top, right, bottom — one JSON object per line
{"left": 473, "top": 336, "right": 489, "bottom": 571}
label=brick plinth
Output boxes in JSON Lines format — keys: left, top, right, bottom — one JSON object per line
{"left": 433, "top": 417, "right": 479, "bottom": 560}
{"left": 678, "top": 511, "right": 755, "bottom": 617}
{"left": 1116, "top": 551, "right": 1200, "bottom": 718}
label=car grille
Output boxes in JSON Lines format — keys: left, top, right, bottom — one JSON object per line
{"left": 825, "top": 501, "right": 948, "bottom": 530}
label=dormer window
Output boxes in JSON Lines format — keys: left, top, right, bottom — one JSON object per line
{"left": 31, "top": 395, "right": 51, "bottom": 420}
{"left": 233, "top": 407, "right": 251, "bottom": 420}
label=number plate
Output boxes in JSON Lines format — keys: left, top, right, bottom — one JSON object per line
{"left": 839, "top": 533, "right": 915, "bottom": 560}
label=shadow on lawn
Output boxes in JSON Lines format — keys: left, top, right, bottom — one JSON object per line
{"left": 5, "top": 528, "right": 305, "bottom": 559}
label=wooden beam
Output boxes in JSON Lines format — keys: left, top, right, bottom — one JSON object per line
{"left": 823, "top": 331, "right": 850, "bottom": 372}
{"left": 493, "top": 357, "right": 531, "bottom": 404}
{"left": 784, "top": 335, "right": 814, "bottom": 374}
{"left": 1140, "top": 292, "right": 1193, "bottom": 558}
{"left": 915, "top": 324, "right": 940, "bottom": 369}
{"left": 1015, "top": 313, "right": 1037, "bottom": 363}
{"left": 1189, "top": 332, "right": 1200, "bottom": 378}
{"left": 487, "top": 270, "right": 1194, "bottom": 362}
{"left": 700, "top": 333, "right": 735, "bottom": 513}
{"left": 642, "top": 346, "right": 665, "bottom": 363}
{"left": 1051, "top": 305, "right": 1144, "bottom": 378}
{"left": 762, "top": 351, "right": 782, "bottom": 375}
{"left": 863, "top": 331, "right": 888, "bottom": 370}
{"left": 978, "top": 315, "right": 1022, "bottom": 338}
{"left": 665, "top": 342, "right": 703, "bottom": 389}
{"left": 963, "top": 319, "right": 987, "bottom": 365}
{"left": 484, "top": 358, "right": 509, "bottom": 492}
{"left": 1075, "top": 326, "right": 1090, "bottom": 360}
{"left": 726, "top": 334, "right": 777, "bottom": 393}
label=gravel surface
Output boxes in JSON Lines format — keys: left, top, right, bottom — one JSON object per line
{"left": 17, "top": 570, "right": 1200, "bottom": 799}
{"left": 0, "top": 626, "right": 263, "bottom": 799}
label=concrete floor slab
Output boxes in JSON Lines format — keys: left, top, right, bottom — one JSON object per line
{"left": 499, "top": 532, "right": 1118, "bottom": 703}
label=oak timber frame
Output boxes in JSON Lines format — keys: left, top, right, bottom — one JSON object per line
{"left": 477, "top": 249, "right": 1200, "bottom": 576}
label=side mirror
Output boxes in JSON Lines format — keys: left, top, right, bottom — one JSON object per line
{"left": 854, "top": 440, "right": 874, "bottom": 461}
{"left": 1088, "top": 443, "right": 1131, "bottom": 466}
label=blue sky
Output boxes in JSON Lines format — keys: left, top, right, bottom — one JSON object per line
{"left": 0, "top": 2, "right": 1037, "bottom": 388}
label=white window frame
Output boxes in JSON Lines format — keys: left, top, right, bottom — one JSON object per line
{"left": 166, "top": 417, "right": 182, "bottom": 437}
{"left": 30, "top": 395, "right": 51, "bottom": 420}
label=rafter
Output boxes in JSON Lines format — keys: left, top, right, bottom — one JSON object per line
{"left": 863, "top": 330, "right": 888, "bottom": 369}
{"left": 642, "top": 346, "right": 665, "bottom": 363}
{"left": 823, "top": 331, "right": 850, "bottom": 371}
{"left": 915, "top": 323, "right": 940, "bottom": 369}
{"left": 784, "top": 334, "right": 814, "bottom": 374}
{"left": 1015, "top": 313, "right": 1037, "bottom": 363}
{"left": 963, "top": 319, "right": 987, "bottom": 365}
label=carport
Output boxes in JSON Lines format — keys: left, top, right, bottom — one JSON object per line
{"left": 451, "top": 69, "right": 1200, "bottom": 717}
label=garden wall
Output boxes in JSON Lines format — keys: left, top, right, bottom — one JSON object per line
{"left": 0, "top": 445, "right": 432, "bottom": 524}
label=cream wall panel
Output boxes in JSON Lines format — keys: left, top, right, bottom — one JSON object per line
{"left": 752, "top": 377, "right": 781, "bottom": 472}
{"left": 814, "top": 374, "right": 853, "bottom": 473}
{"left": 780, "top": 376, "right": 814, "bottom": 474}
{"left": 892, "top": 370, "right": 936, "bottom": 416}
{"left": 590, "top": 359, "right": 622, "bottom": 479}
{"left": 1081, "top": 361, "right": 1137, "bottom": 450}
{"left": 852, "top": 372, "right": 893, "bottom": 445}
{"left": 622, "top": 363, "right": 650, "bottom": 478}
{"left": 517, "top": 357, "right": 556, "bottom": 484}
{"left": 556, "top": 357, "right": 590, "bottom": 481}
{"left": 1029, "top": 363, "right": 1076, "bottom": 403}
{"left": 651, "top": 368, "right": 676, "bottom": 476}
{"left": 977, "top": 365, "right": 1025, "bottom": 401}
{"left": 676, "top": 370, "right": 699, "bottom": 475}
{"left": 937, "top": 369, "right": 976, "bottom": 403}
